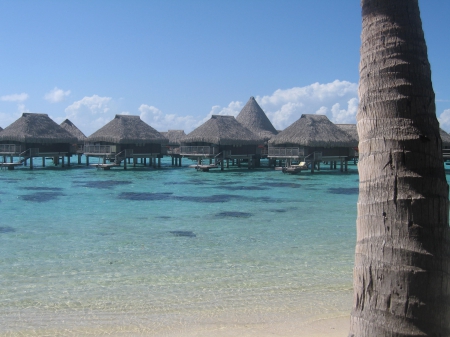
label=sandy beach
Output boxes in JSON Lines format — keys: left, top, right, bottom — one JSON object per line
{"left": 163, "top": 315, "right": 350, "bottom": 337}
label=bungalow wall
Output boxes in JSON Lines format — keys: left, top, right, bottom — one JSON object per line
{"left": 181, "top": 142, "right": 259, "bottom": 156}
{"left": 271, "top": 144, "right": 353, "bottom": 157}
{"left": 305, "top": 146, "right": 352, "bottom": 157}
{"left": 0, "top": 141, "right": 73, "bottom": 153}
{"left": 222, "top": 144, "right": 259, "bottom": 156}
{"left": 117, "top": 143, "right": 162, "bottom": 154}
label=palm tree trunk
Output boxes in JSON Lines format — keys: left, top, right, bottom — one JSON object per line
{"left": 349, "top": 0, "right": 450, "bottom": 336}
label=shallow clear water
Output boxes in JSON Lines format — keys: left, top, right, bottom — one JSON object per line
{"left": 0, "top": 158, "right": 359, "bottom": 336}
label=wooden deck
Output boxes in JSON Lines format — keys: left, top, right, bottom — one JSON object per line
{"left": 188, "top": 164, "right": 219, "bottom": 172}
{"left": 90, "top": 163, "right": 121, "bottom": 170}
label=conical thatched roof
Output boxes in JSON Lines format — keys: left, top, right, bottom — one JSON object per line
{"left": 86, "top": 115, "right": 168, "bottom": 144}
{"left": 269, "top": 114, "right": 357, "bottom": 147}
{"left": 0, "top": 113, "right": 77, "bottom": 144}
{"left": 440, "top": 128, "right": 450, "bottom": 147}
{"left": 236, "top": 96, "right": 278, "bottom": 141}
{"left": 336, "top": 124, "right": 359, "bottom": 142}
{"left": 163, "top": 130, "right": 186, "bottom": 145}
{"left": 182, "top": 115, "right": 264, "bottom": 145}
{"left": 60, "top": 119, "right": 87, "bottom": 143}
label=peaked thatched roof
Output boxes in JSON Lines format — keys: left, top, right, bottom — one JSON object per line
{"left": 236, "top": 96, "right": 278, "bottom": 141}
{"left": 0, "top": 126, "right": 3, "bottom": 132}
{"left": 269, "top": 114, "right": 358, "bottom": 147}
{"left": 86, "top": 115, "right": 168, "bottom": 144}
{"left": 182, "top": 115, "right": 264, "bottom": 145}
{"left": 162, "top": 130, "right": 186, "bottom": 145}
{"left": 0, "top": 113, "right": 77, "bottom": 144}
{"left": 60, "top": 119, "right": 87, "bottom": 143}
{"left": 336, "top": 124, "right": 359, "bottom": 142}
{"left": 440, "top": 128, "right": 450, "bottom": 147}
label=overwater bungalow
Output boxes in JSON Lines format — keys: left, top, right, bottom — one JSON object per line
{"left": 179, "top": 115, "right": 265, "bottom": 171}
{"left": 0, "top": 113, "right": 77, "bottom": 169}
{"left": 84, "top": 114, "right": 168, "bottom": 169}
{"left": 336, "top": 124, "right": 359, "bottom": 162}
{"left": 236, "top": 97, "right": 278, "bottom": 154}
{"left": 162, "top": 130, "right": 186, "bottom": 166}
{"left": 440, "top": 128, "right": 450, "bottom": 161}
{"left": 60, "top": 119, "right": 87, "bottom": 164}
{"left": 268, "top": 114, "right": 358, "bottom": 173}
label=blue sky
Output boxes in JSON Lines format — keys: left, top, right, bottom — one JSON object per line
{"left": 0, "top": 0, "right": 449, "bottom": 135}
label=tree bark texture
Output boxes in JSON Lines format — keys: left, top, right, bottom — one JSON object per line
{"left": 349, "top": 0, "right": 450, "bottom": 336}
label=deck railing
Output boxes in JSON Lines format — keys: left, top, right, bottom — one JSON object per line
{"left": 268, "top": 147, "right": 304, "bottom": 157}
{"left": 83, "top": 145, "right": 117, "bottom": 154}
{"left": 0, "top": 144, "right": 25, "bottom": 154}
{"left": 179, "top": 146, "right": 218, "bottom": 156}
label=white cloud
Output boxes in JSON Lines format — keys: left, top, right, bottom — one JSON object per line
{"left": 438, "top": 109, "right": 450, "bottom": 132}
{"left": 256, "top": 80, "right": 358, "bottom": 130}
{"left": 44, "top": 87, "right": 71, "bottom": 103}
{"left": 1, "top": 93, "right": 29, "bottom": 102}
{"left": 198, "top": 101, "right": 243, "bottom": 126}
{"left": 330, "top": 98, "right": 359, "bottom": 124}
{"left": 64, "top": 95, "right": 112, "bottom": 135}
{"left": 139, "top": 104, "right": 198, "bottom": 132}
{"left": 315, "top": 106, "right": 328, "bottom": 115}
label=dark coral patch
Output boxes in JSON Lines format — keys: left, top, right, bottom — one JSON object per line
{"left": 0, "top": 226, "right": 15, "bottom": 233}
{"left": 220, "top": 186, "right": 267, "bottom": 191}
{"left": 19, "top": 192, "right": 66, "bottom": 202}
{"left": 0, "top": 178, "right": 19, "bottom": 183}
{"left": 74, "top": 180, "right": 132, "bottom": 189}
{"left": 170, "top": 231, "right": 196, "bottom": 237}
{"left": 328, "top": 187, "right": 359, "bottom": 195}
{"left": 264, "top": 182, "right": 301, "bottom": 188}
{"left": 215, "top": 211, "right": 253, "bottom": 218}
{"left": 19, "top": 187, "right": 63, "bottom": 191}
{"left": 268, "top": 209, "right": 288, "bottom": 213}
{"left": 118, "top": 192, "right": 173, "bottom": 201}
{"left": 175, "top": 194, "right": 243, "bottom": 203}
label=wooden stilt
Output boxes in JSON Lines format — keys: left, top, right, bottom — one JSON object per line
{"left": 42, "top": 157, "right": 46, "bottom": 167}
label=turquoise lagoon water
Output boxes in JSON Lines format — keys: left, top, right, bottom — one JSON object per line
{"left": 0, "top": 158, "right": 359, "bottom": 336}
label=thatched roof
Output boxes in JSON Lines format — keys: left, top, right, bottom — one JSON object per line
{"left": 182, "top": 115, "right": 264, "bottom": 145}
{"left": 163, "top": 130, "right": 186, "bottom": 145}
{"left": 0, "top": 126, "right": 3, "bottom": 131}
{"left": 269, "top": 114, "right": 358, "bottom": 147}
{"left": 440, "top": 128, "right": 450, "bottom": 147}
{"left": 60, "top": 119, "right": 87, "bottom": 143}
{"left": 0, "top": 113, "right": 77, "bottom": 144}
{"left": 236, "top": 96, "right": 278, "bottom": 141}
{"left": 86, "top": 115, "right": 168, "bottom": 144}
{"left": 336, "top": 124, "right": 359, "bottom": 142}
